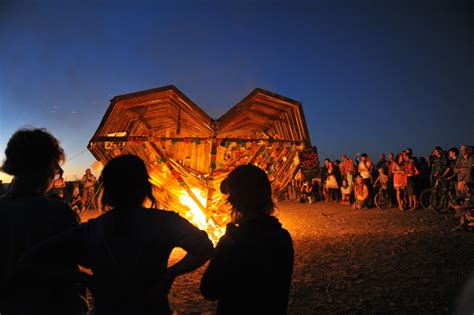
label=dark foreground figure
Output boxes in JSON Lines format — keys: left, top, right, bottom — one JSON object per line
{"left": 0, "top": 128, "right": 86, "bottom": 314}
{"left": 20, "top": 155, "right": 214, "bottom": 315}
{"left": 201, "top": 164, "right": 294, "bottom": 314}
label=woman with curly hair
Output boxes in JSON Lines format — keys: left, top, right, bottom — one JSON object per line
{"left": 0, "top": 128, "right": 86, "bottom": 314}
{"left": 200, "top": 164, "right": 294, "bottom": 314}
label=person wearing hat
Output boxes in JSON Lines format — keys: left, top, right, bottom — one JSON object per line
{"left": 200, "top": 164, "right": 294, "bottom": 314}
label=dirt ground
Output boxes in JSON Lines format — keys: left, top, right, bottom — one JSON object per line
{"left": 81, "top": 201, "right": 474, "bottom": 314}
{"left": 165, "top": 201, "right": 474, "bottom": 314}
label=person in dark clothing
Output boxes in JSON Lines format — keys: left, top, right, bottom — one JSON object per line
{"left": 20, "top": 155, "right": 214, "bottom": 315}
{"left": 0, "top": 180, "right": 5, "bottom": 196}
{"left": 201, "top": 164, "right": 294, "bottom": 315}
{"left": 0, "top": 128, "right": 87, "bottom": 315}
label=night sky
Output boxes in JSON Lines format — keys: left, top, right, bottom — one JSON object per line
{"left": 1, "top": 0, "right": 472, "bottom": 182}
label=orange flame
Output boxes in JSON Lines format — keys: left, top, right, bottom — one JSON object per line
{"left": 179, "top": 188, "right": 225, "bottom": 244}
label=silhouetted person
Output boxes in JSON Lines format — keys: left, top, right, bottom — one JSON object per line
{"left": 200, "top": 164, "right": 294, "bottom": 314}
{"left": 0, "top": 180, "right": 5, "bottom": 196}
{"left": 21, "top": 155, "right": 214, "bottom": 315}
{"left": 0, "top": 128, "right": 86, "bottom": 315}
{"left": 81, "top": 168, "right": 97, "bottom": 211}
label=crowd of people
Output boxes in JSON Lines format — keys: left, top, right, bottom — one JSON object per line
{"left": 0, "top": 128, "right": 294, "bottom": 315}
{"left": 289, "top": 146, "right": 474, "bottom": 218}
{"left": 0, "top": 126, "right": 472, "bottom": 314}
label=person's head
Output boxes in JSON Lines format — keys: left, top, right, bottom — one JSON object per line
{"left": 389, "top": 152, "right": 394, "bottom": 161}
{"left": 448, "top": 147, "right": 459, "bottom": 160}
{"left": 405, "top": 148, "right": 413, "bottom": 156}
{"left": 379, "top": 154, "right": 386, "bottom": 161}
{"left": 2, "top": 128, "right": 64, "bottom": 194}
{"left": 464, "top": 183, "right": 474, "bottom": 197}
{"left": 324, "top": 159, "right": 330, "bottom": 167}
{"left": 342, "top": 179, "right": 348, "bottom": 186}
{"left": 341, "top": 154, "right": 347, "bottom": 161}
{"left": 378, "top": 168, "right": 385, "bottom": 175}
{"left": 461, "top": 145, "right": 471, "bottom": 158}
{"left": 396, "top": 153, "right": 404, "bottom": 163}
{"left": 221, "top": 164, "right": 274, "bottom": 224}
{"left": 403, "top": 153, "right": 410, "bottom": 162}
{"left": 85, "top": 168, "right": 91, "bottom": 175}
{"left": 355, "top": 176, "right": 364, "bottom": 186}
{"left": 361, "top": 153, "right": 367, "bottom": 162}
{"left": 73, "top": 181, "right": 79, "bottom": 188}
{"left": 433, "top": 146, "right": 442, "bottom": 157}
{"left": 101, "top": 155, "right": 156, "bottom": 210}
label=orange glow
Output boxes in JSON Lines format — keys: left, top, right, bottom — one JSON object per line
{"left": 179, "top": 187, "right": 225, "bottom": 244}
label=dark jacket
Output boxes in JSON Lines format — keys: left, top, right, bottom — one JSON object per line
{"left": 201, "top": 216, "right": 294, "bottom": 315}
{"left": 0, "top": 193, "right": 84, "bottom": 314}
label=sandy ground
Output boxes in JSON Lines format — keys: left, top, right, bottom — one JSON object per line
{"left": 82, "top": 202, "right": 474, "bottom": 314}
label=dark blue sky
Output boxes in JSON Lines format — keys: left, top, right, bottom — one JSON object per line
{"left": 1, "top": 0, "right": 472, "bottom": 181}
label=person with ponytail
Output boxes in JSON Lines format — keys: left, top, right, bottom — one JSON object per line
{"left": 200, "top": 164, "right": 294, "bottom": 314}
{"left": 21, "top": 155, "right": 214, "bottom": 315}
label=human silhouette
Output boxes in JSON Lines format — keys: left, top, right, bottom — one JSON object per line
{"left": 200, "top": 164, "right": 294, "bottom": 314}
{"left": 21, "top": 154, "right": 214, "bottom": 315}
{"left": 0, "top": 128, "right": 86, "bottom": 315}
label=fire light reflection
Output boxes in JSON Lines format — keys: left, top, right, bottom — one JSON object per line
{"left": 179, "top": 188, "right": 226, "bottom": 245}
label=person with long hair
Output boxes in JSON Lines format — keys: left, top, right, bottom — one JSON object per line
{"left": 20, "top": 155, "right": 213, "bottom": 315}
{"left": 352, "top": 176, "right": 369, "bottom": 209}
{"left": 200, "top": 164, "right": 294, "bottom": 314}
{"left": 0, "top": 128, "right": 86, "bottom": 315}
{"left": 392, "top": 153, "right": 408, "bottom": 210}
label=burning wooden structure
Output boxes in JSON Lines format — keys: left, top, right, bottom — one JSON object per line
{"left": 88, "top": 85, "right": 311, "bottom": 241}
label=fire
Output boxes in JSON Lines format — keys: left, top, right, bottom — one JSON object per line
{"left": 179, "top": 188, "right": 225, "bottom": 244}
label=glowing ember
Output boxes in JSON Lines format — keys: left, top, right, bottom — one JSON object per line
{"left": 179, "top": 188, "right": 225, "bottom": 244}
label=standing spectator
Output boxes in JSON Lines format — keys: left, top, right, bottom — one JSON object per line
{"left": 341, "top": 155, "right": 356, "bottom": 187}
{"left": 431, "top": 146, "right": 448, "bottom": 185}
{"left": 325, "top": 162, "right": 339, "bottom": 202}
{"left": 321, "top": 159, "right": 330, "bottom": 201}
{"left": 81, "top": 168, "right": 97, "bottom": 211}
{"left": 358, "top": 153, "right": 373, "bottom": 206}
{"left": 393, "top": 154, "right": 408, "bottom": 210}
{"left": 444, "top": 147, "right": 460, "bottom": 197}
{"left": 387, "top": 153, "right": 396, "bottom": 202}
{"left": 404, "top": 153, "right": 419, "bottom": 210}
{"left": 0, "top": 128, "right": 86, "bottom": 314}
{"left": 0, "top": 180, "right": 5, "bottom": 196}
{"left": 454, "top": 145, "right": 474, "bottom": 198}
{"left": 311, "top": 178, "right": 321, "bottom": 202}
{"left": 418, "top": 157, "right": 431, "bottom": 192}
{"left": 201, "top": 164, "right": 294, "bottom": 314}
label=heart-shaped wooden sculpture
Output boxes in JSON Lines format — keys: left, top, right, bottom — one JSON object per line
{"left": 89, "top": 85, "right": 311, "bottom": 240}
